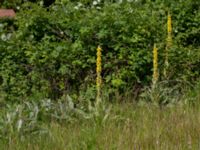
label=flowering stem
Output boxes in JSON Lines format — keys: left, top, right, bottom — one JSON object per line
{"left": 164, "top": 12, "right": 172, "bottom": 78}
{"left": 153, "top": 44, "right": 159, "bottom": 87}
{"left": 96, "top": 45, "right": 102, "bottom": 106}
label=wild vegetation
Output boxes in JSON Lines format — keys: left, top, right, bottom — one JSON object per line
{"left": 0, "top": 0, "right": 200, "bottom": 149}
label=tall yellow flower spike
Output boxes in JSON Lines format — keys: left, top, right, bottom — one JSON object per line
{"left": 153, "top": 44, "right": 158, "bottom": 86}
{"left": 167, "top": 12, "right": 172, "bottom": 48}
{"left": 164, "top": 12, "right": 172, "bottom": 78}
{"left": 96, "top": 45, "right": 102, "bottom": 106}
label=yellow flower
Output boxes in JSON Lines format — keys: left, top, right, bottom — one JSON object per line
{"left": 164, "top": 12, "right": 172, "bottom": 78}
{"left": 167, "top": 12, "right": 172, "bottom": 48}
{"left": 167, "top": 13, "right": 172, "bottom": 34}
{"left": 153, "top": 44, "right": 158, "bottom": 85}
{"left": 96, "top": 45, "right": 102, "bottom": 105}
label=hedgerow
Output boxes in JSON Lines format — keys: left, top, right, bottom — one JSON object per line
{"left": 0, "top": 0, "right": 200, "bottom": 102}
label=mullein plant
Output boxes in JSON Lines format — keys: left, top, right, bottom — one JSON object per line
{"left": 152, "top": 44, "right": 159, "bottom": 87}
{"left": 96, "top": 45, "right": 102, "bottom": 106}
{"left": 164, "top": 12, "right": 172, "bottom": 78}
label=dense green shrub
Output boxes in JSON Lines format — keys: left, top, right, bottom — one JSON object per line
{"left": 0, "top": 0, "right": 55, "bottom": 8}
{"left": 0, "top": 0, "right": 200, "bottom": 102}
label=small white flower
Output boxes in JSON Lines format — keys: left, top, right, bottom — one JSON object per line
{"left": 74, "top": 6, "right": 79, "bottom": 10}
{"left": 93, "top": 1, "right": 98, "bottom": 5}
{"left": 1, "top": 34, "right": 7, "bottom": 41}
{"left": 7, "top": 33, "right": 12, "bottom": 40}
{"left": 118, "top": 0, "right": 123, "bottom": 4}
{"left": 78, "top": 2, "right": 83, "bottom": 7}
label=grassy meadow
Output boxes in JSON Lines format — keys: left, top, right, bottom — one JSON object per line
{"left": 1, "top": 101, "right": 200, "bottom": 150}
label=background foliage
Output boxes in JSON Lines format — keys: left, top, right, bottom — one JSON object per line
{"left": 0, "top": 0, "right": 200, "bottom": 102}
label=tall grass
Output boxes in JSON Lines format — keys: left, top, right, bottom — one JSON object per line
{"left": 1, "top": 102, "right": 200, "bottom": 150}
{"left": 0, "top": 79, "right": 199, "bottom": 149}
